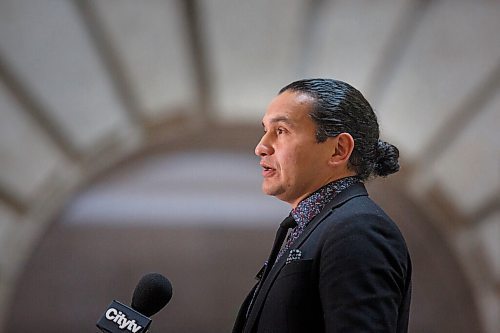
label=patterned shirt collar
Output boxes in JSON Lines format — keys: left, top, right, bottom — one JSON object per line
{"left": 291, "top": 176, "right": 360, "bottom": 227}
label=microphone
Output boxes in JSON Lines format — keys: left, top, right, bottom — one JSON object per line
{"left": 96, "top": 273, "right": 173, "bottom": 333}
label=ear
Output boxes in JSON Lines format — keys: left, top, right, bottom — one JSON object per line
{"left": 328, "top": 133, "right": 354, "bottom": 167}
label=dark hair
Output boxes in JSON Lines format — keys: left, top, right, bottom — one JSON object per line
{"left": 279, "top": 78, "right": 399, "bottom": 180}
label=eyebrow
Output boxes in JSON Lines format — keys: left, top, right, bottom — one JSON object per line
{"left": 262, "top": 116, "right": 295, "bottom": 127}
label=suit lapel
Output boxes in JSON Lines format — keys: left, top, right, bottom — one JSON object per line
{"left": 243, "top": 183, "right": 368, "bottom": 332}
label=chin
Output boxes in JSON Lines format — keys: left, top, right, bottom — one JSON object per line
{"left": 262, "top": 183, "right": 284, "bottom": 197}
{"left": 262, "top": 187, "right": 286, "bottom": 202}
{"left": 261, "top": 187, "right": 275, "bottom": 196}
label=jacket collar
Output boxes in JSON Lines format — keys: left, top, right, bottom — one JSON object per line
{"left": 290, "top": 182, "right": 367, "bottom": 250}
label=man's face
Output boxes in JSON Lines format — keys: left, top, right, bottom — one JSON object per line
{"left": 255, "top": 91, "right": 338, "bottom": 207}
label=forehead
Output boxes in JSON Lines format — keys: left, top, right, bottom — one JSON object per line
{"left": 262, "top": 91, "right": 315, "bottom": 124}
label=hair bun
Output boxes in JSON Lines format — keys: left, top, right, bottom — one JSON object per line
{"left": 374, "top": 140, "right": 400, "bottom": 177}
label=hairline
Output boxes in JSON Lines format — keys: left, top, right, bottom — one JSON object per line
{"left": 278, "top": 88, "right": 326, "bottom": 142}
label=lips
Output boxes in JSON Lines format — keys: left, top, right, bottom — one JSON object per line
{"left": 260, "top": 161, "right": 276, "bottom": 177}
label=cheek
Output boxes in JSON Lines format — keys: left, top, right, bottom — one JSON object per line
{"left": 277, "top": 148, "right": 303, "bottom": 175}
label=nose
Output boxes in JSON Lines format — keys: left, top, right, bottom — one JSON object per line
{"left": 255, "top": 134, "right": 274, "bottom": 157}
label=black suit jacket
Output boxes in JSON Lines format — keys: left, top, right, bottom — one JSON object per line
{"left": 233, "top": 183, "right": 411, "bottom": 333}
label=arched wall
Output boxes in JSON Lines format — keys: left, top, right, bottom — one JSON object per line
{"left": 0, "top": 0, "right": 499, "bottom": 331}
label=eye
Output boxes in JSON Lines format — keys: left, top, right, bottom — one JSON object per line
{"left": 276, "top": 127, "right": 286, "bottom": 135}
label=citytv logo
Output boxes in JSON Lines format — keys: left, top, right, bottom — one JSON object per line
{"left": 105, "top": 307, "right": 143, "bottom": 332}
{"left": 97, "top": 300, "right": 151, "bottom": 333}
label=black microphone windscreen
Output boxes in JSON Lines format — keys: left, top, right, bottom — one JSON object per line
{"left": 131, "top": 273, "right": 173, "bottom": 317}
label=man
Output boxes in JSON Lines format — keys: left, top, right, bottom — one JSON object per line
{"left": 233, "top": 79, "right": 411, "bottom": 333}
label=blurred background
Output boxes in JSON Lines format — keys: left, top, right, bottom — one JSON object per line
{"left": 0, "top": 0, "right": 499, "bottom": 332}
